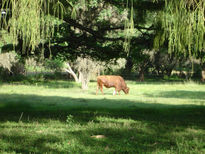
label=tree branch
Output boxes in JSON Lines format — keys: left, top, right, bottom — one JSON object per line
{"left": 64, "top": 18, "right": 124, "bottom": 41}
{"left": 100, "top": 25, "right": 155, "bottom": 32}
{"left": 64, "top": 62, "right": 79, "bottom": 82}
{"left": 64, "top": 18, "right": 155, "bottom": 42}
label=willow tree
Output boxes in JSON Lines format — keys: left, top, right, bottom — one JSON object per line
{"left": 154, "top": 0, "right": 205, "bottom": 56}
{"left": 0, "top": 0, "right": 74, "bottom": 57}
{"left": 123, "top": 0, "right": 134, "bottom": 55}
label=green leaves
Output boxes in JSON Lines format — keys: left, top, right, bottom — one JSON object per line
{"left": 123, "top": 0, "right": 135, "bottom": 55}
{"left": 0, "top": 0, "right": 71, "bottom": 55}
{"left": 161, "top": 0, "right": 205, "bottom": 56}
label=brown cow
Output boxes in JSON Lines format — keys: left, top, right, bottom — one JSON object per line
{"left": 96, "top": 75, "right": 129, "bottom": 95}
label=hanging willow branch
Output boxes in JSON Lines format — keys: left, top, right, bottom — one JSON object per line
{"left": 123, "top": 0, "right": 135, "bottom": 55}
{"left": 0, "top": 0, "right": 74, "bottom": 55}
{"left": 158, "top": 0, "right": 205, "bottom": 56}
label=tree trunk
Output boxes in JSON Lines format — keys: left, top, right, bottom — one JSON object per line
{"left": 81, "top": 79, "right": 88, "bottom": 90}
{"left": 202, "top": 70, "right": 205, "bottom": 82}
{"left": 201, "top": 63, "right": 205, "bottom": 82}
{"left": 138, "top": 63, "right": 148, "bottom": 82}
{"left": 64, "top": 62, "right": 79, "bottom": 82}
{"left": 139, "top": 70, "right": 144, "bottom": 82}
{"left": 78, "top": 71, "right": 82, "bottom": 83}
{"left": 81, "top": 72, "right": 89, "bottom": 90}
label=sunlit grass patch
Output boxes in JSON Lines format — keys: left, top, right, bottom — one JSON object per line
{"left": 0, "top": 80, "right": 205, "bottom": 153}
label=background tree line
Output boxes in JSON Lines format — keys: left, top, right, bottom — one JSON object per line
{"left": 0, "top": 0, "right": 204, "bottom": 89}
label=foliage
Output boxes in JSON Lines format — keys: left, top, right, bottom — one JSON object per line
{"left": 123, "top": 0, "right": 134, "bottom": 54}
{"left": 44, "top": 58, "right": 65, "bottom": 73}
{"left": 103, "top": 58, "right": 127, "bottom": 75}
{"left": 0, "top": 30, "right": 14, "bottom": 53}
{"left": 0, "top": 0, "right": 204, "bottom": 82}
{"left": 46, "top": 0, "right": 128, "bottom": 62}
{"left": 160, "top": 0, "right": 205, "bottom": 55}
{"left": 25, "top": 57, "right": 41, "bottom": 72}
{"left": 74, "top": 56, "right": 100, "bottom": 89}
{"left": 11, "top": 62, "right": 25, "bottom": 75}
{"left": 0, "top": 0, "right": 71, "bottom": 54}
{"left": 0, "top": 51, "right": 18, "bottom": 72}
{"left": 149, "top": 49, "right": 178, "bottom": 76}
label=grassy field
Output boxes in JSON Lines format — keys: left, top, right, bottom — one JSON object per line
{"left": 0, "top": 80, "right": 205, "bottom": 153}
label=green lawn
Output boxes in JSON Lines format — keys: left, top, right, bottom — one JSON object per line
{"left": 0, "top": 80, "right": 205, "bottom": 153}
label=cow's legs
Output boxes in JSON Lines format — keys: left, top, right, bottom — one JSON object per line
{"left": 96, "top": 83, "right": 104, "bottom": 95}
{"left": 113, "top": 90, "right": 116, "bottom": 95}
{"left": 100, "top": 84, "right": 104, "bottom": 95}
{"left": 114, "top": 87, "right": 121, "bottom": 95}
{"left": 113, "top": 87, "right": 119, "bottom": 95}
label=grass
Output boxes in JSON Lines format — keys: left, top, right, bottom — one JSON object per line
{"left": 0, "top": 80, "right": 205, "bottom": 153}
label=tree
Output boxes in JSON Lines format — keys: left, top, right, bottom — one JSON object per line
{"left": 64, "top": 62, "right": 80, "bottom": 83}
{"left": 1, "top": 0, "right": 204, "bottom": 82}
{"left": 0, "top": 0, "right": 73, "bottom": 56}
{"left": 64, "top": 56, "right": 102, "bottom": 90}
{"left": 155, "top": 0, "right": 205, "bottom": 56}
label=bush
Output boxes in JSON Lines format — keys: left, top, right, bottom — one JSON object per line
{"left": 0, "top": 51, "right": 18, "bottom": 72}
{"left": 8, "top": 74, "right": 27, "bottom": 82}
{"left": 11, "top": 62, "right": 25, "bottom": 75}
{"left": 44, "top": 58, "right": 64, "bottom": 73}
{"left": 25, "top": 57, "right": 40, "bottom": 72}
{"left": 44, "top": 72, "right": 68, "bottom": 80}
{"left": 0, "top": 51, "right": 27, "bottom": 81}
{"left": 0, "top": 67, "right": 10, "bottom": 79}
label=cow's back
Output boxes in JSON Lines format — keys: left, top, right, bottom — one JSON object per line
{"left": 96, "top": 75, "right": 129, "bottom": 94}
{"left": 97, "top": 75, "right": 117, "bottom": 87}
{"left": 97, "top": 75, "right": 126, "bottom": 88}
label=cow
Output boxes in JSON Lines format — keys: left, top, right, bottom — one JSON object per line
{"left": 96, "top": 75, "right": 129, "bottom": 95}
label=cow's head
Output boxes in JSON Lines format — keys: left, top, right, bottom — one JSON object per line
{"left": 123, "top": 87, "right": 130, "bottom": 94}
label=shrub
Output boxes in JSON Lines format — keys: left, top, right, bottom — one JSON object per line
{"left": 11, "top": 62, "right": 25, "bottom": 75}
{"left": 44, "top": 58, "right": 64, "bottom": 73}
{"left": 0, "top": 51, "right": 18, "bottom": 73}
{"left": 0, "top": 51, "right": 26, "bottom": 81}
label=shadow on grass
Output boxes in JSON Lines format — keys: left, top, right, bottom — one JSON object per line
{"left": 0, "top": 93, "right": 205, "bottom": 126}
{"left": 128, "top": 79, "right": 205, "bottom": 85}
{"left": 0, "top": 132, "right": 63, "bottom": 153}
{"left": 145, "top": 90, "right": 205, "bottom": 101}
{"left": 0, "top": 94, "right": 205, "bottom": 153}
{"left": 4, "top": 79, "right": 79, "bottom": 89}
{"left": 31, "top": 80, "right": 80, "bottom": 89}
{"left": 0, "top": 125, "right": 176, "bottom": 153}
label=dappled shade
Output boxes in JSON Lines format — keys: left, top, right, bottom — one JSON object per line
{"left": 0, "top": 91, "right": 205, "bottom": 153}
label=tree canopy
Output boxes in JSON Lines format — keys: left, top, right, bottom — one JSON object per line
{"left": 159, "top": 0, "right": 205, "bottom": 56}
{"left": 0, "top": 0, "right": 204, "bottom": 61}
